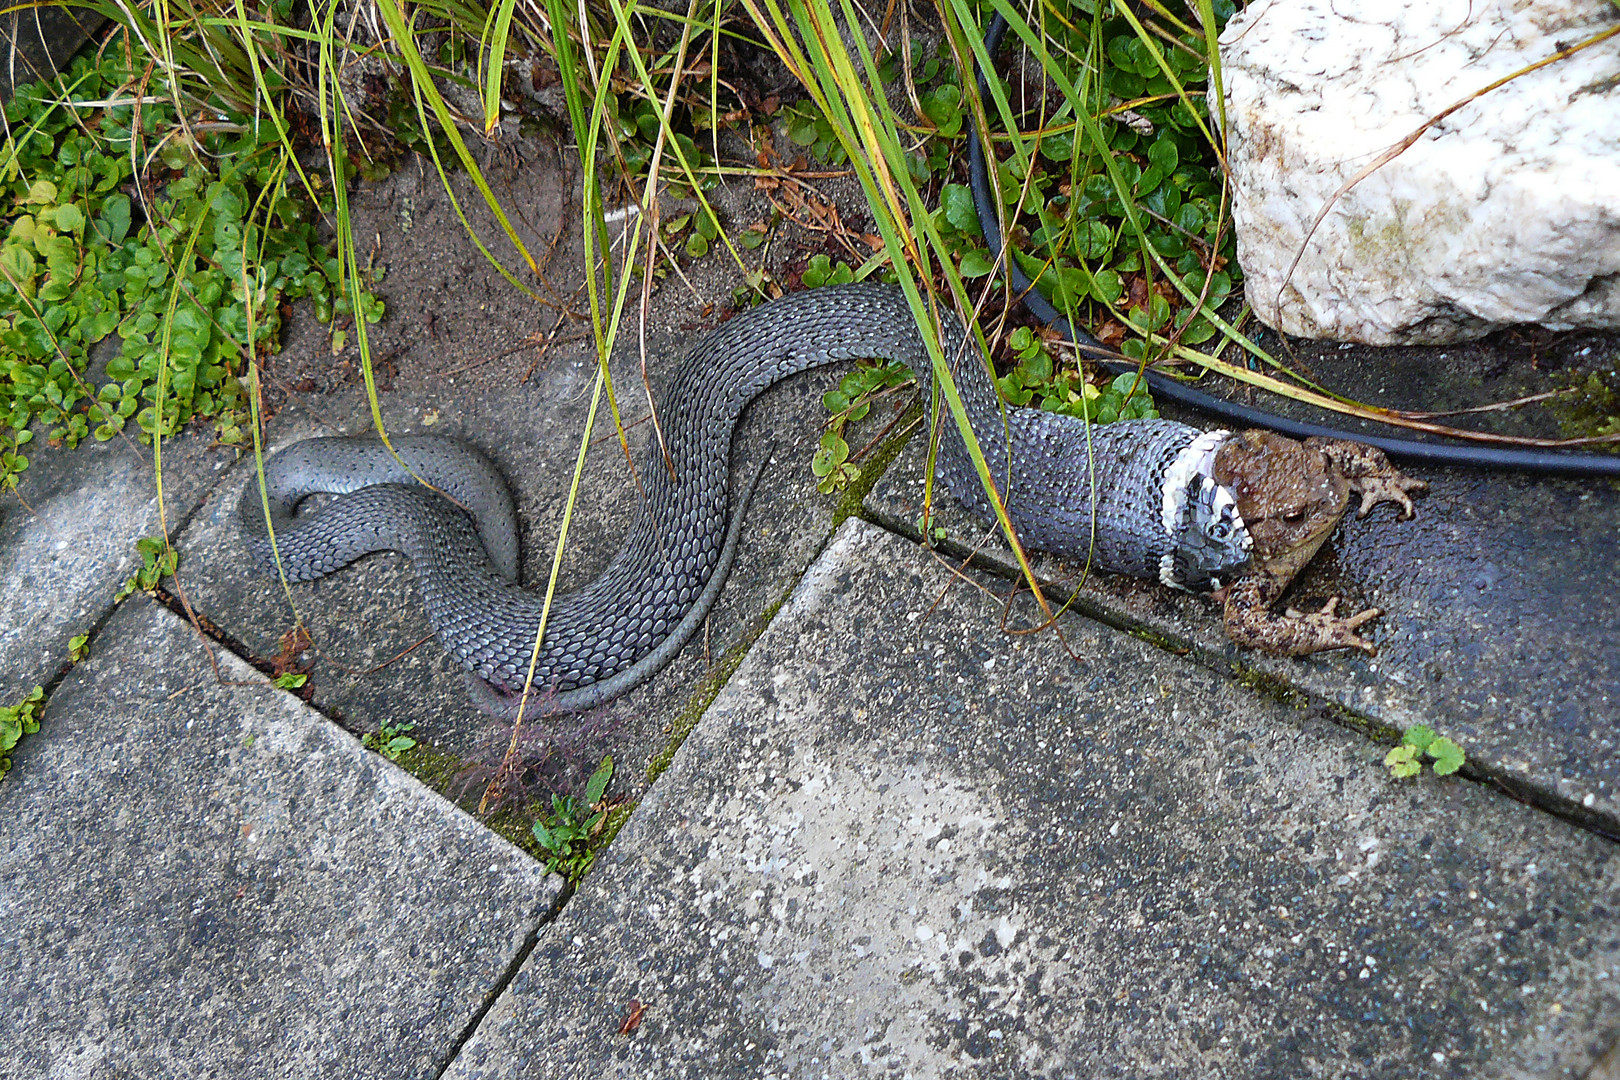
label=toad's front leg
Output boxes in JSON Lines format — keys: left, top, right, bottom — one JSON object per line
{"left": 1306, "top": 438, "right": 1429, "bottom": 518}
{"left": 1223, "top": 573, "right": 1382, "bottom": 656}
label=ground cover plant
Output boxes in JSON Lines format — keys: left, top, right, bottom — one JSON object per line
{"left": 0, "top": 47, "right": 382, "bottom": 492}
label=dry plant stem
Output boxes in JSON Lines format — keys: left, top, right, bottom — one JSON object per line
{"left": 1275, "top": 21, "right": 1620, "bottom": 319}
{"left": 1400, "top": 388, "right": 1571, "bottom": 419}
{"left": 308, "top": 631, "right": 437, "bottom": 676}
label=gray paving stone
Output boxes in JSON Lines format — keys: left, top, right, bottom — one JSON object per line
{"left": 0, "top": 428, "right": 229, "bottom": 702}
{"left": 0, "top": 7, "right": 102, "bottom": 100}
{"left": 864, "top": 420, "right": 1620, "bottom": 833}
{"left": 0, "top": 596, "right": 562, "bottom": 1079}
{"left": 441, "top": 519, "right": 1620, "bottom": 1079}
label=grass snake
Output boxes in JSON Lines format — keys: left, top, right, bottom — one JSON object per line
{"left": 239, "top": 283, "right": 1251, "bottom": 714}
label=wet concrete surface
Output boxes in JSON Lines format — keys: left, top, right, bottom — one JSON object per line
{"left": 442, "top": 520, "right": 1620, "bottom": 1080}
{"left": 0, "top": 425, "right": 228, "bottom": 703}
{"left": 865, "top": 326, "right": 1620, "bottom": 833}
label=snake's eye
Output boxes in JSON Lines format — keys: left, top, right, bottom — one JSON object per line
{"left": 1207, "top": 521, "right": 1230, "bottom": 542}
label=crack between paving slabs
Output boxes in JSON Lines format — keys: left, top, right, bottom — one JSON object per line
{"left": 856, "top": 500, "right": 1620, "bottom": 850}
{"left": 433, "top": 883, "right": 570, "bottom": 1080}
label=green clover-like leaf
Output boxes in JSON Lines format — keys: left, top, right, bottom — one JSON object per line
{"left": 1385, "top": 745, "right": 1421, "bottom": 779}
{"left": 1428, "top": 738, "right": 1465, "bottom": 776}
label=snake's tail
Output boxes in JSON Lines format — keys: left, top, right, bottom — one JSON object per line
{"left": 468, "top": 452, "right": 776, "bottom": 719}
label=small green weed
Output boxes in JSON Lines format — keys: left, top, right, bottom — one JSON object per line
{"left": 1001, "top": 352, "right": 1159, "bottom": 425}
{"left": 815, "top": 359, "right": 909, "bottom": 493}
{"left": 113, "top": 536, "right": 177, "bottom": 601}
{"left": 67, "top": 632, "right": 89, "bottom": 663}
{"left": 783, "top": 100, "right": 851, "bottom": 167}
{"left": 660, "top": 207, "right": 721, "bottom": 260}
{"left": 362, "top": 719, "right": 418, "bottom": 761}
{"left": 531, "top": 753, "right": 614, "bottom": 882}
{"left": 0, "top": 685, "right": 44, "bottom": 782}
{"left": 1386, "top": 725, "right": 1465, "bottom": 778}
{"left": 272, "top": 672, "right": 309, "bottom": 690}
{"left": 800, "top": 254, "right": 858, "bottom": 289}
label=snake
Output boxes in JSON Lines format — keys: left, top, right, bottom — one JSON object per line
{"left": 239, "top": 283, "right": 1253, "bottom": 715}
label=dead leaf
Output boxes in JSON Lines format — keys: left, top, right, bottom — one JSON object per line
{"left": 619, "top": 999, "right": 648, "bottom": 1035}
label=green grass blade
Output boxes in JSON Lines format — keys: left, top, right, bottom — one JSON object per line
{"left": 373, "top": 0, "right": 542, "bottom": 274}
{"left": 480, "top": 0, "right": 520, "bottom": 134}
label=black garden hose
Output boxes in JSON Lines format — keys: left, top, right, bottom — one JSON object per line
{"left": 967, "top": 14, "right": 1620, "bottom": 477}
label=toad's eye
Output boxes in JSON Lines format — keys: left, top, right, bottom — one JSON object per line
{"left": 1206, "top": 521, "right": 1230, "bottom": 541}
{"left": 1283, "top": 509, "right": 1307, "bottom": 523}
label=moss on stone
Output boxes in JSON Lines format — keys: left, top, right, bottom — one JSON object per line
{"left": 1548, "top": 367, "right": 1620, "bottom": 441}
{"left": 833, "top": 404, "right": 921, "bottom": 527}
{"left": 647, "top": 593, "right": 788, "bottom": 784}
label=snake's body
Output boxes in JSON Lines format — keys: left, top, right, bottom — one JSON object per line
{"left": 240, "top": 284, "right": 1252, "bottom": 713}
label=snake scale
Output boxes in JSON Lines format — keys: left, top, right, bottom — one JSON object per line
{"left": 240, "top": 283, "right": 1252, "bottom": 714}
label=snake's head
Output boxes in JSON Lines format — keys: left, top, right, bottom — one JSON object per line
{"left": 1213, "top": 429, "right": 1350, "bottom": 587}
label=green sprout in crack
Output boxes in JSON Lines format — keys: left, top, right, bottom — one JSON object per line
{"left": 815, "top": 359, "right": 909, "bottom": 494}
{"left": 0, "top": 686, "right": 44, "bottom": 782}
{"left": 362, "top": 720, "right": 417, "bottom": 761}
{"left": 113, "top": 537, "right": 177, "bottom": 602}
{"left": 531, "top": 754, "right": 615, "bottom": 882}
{"left": 1386, "top": 725, "right": 1465, "bottom": 779}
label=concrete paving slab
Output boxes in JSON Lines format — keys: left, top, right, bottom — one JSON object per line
{"left": 0, "top": 7, "right": 103, "bottom": 101}
{"left": 441, "top": 519, "right": 1620, "bottom": 1079}
{"left": 865, "top": 414, "right": 1620, "bottom": 834}
{"left": 0, "top": 428, "right": 229, "bottom": 703}
{"left": 0, "top": 596, "right": 562, "bottom": 1079}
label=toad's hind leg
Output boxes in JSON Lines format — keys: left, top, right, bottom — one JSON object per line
{"left": 1224, "top": 575, "right": 1381, "bottom": 656}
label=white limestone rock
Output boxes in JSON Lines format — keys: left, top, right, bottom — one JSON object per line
{"left": 1218, "top": 0, "right": 1620, "bottom": 345}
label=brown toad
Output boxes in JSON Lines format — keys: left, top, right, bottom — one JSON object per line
{"left": 1212, "top": 431, "right": 1427, "bottom": 655}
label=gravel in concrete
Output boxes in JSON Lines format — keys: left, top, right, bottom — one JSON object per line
{"left": 441, "top": 519, "right": 1620, "bottom": 1079}
{"left": 0, "top": 596, "right": 562, "bottom": 1079}
{"left": 0, "top": 429, "right": 228, "bottom": 703}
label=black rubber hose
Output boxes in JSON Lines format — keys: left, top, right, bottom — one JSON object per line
{"left": 966, "top": 14, "right": 1620, "bottom": 477}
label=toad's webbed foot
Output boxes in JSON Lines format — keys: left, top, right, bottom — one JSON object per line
{"left": 1279, "top": 596, "right": 1381, "bottom": 655}
{"left": 1224, "top": 578, "right": 1382, "bottom": 656}
{"left": 1305, "top": 438, "right": 1428, "bottom": 518}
